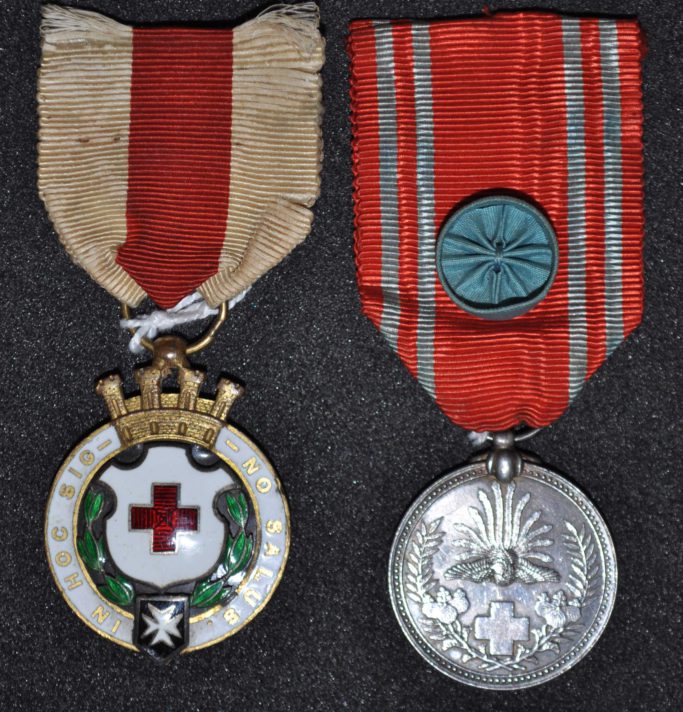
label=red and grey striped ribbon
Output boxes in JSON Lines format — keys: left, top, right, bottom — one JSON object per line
{"left": 349, "top": 12, "right": 645, "bottom": 431}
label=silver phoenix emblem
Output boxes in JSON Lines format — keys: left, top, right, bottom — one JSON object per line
{"left": 389, "top": 461, "right": 616, "bottom": 689}
{"left": 445, "top": 482, "right": 560, "bottom": 585}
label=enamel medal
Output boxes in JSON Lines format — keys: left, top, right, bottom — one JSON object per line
{"left": 46, "top": 341, "right": 290, "bottom": 661}
{"left": 349, "top": 13, "right": 644, "bottom": 688}
{"left": 39, "top": 5, "right": 323, "bottom": 660}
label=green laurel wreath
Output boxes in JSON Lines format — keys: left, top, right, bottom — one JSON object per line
{"left": 76, "top": 488, "right": 251, "bottom": 610}
{"left": 77, "top": 489, "right": 135, "bottom": 607}
{"left": 190, "top": 492, "right": 254, "bottom": 608}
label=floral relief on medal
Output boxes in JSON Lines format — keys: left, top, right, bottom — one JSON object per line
{"left": 404, "top": 482, "right": 600, "bottom": 672}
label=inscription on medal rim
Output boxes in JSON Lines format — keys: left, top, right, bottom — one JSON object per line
{"left": 45, "top": 421, "right": 289, "bottom": 657}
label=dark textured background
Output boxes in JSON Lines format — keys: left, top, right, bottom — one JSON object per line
{"left": 1, "top": 1, "right": 681, "bottom": 710}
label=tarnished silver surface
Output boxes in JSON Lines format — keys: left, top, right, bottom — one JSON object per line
{"left": 389, "top": 461, "right": 617, "bottom": 689}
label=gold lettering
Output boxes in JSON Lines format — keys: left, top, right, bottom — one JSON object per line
{"left": 223, "top": 607, "right": 240, "bottom": 625}
{"left": 243, "top": 589, "right": 262, "bottom": 608}
{"left": 55, "top": 551, "right": 72, "bottom": 567}
{"left": 79, "top": 450, "right": 95, "bottom": 466}
{"left": 225, "top": 439, "right": 239, "bottom": 452}
{"left": 97, "top": 439, "right": 112, "bottom": 451}
{"left": 59, "top": 484, "right": 75, "bottom": 499}
{"left": 264, "top": 542, "right": 280, "bottom": 557}
{"left": 91, "top": 606, "right": 110, "bottom": 625}
{"left": 243, "top": 457, "right": 260, "bottom": 475}
{"left": 64, "top": 572, "right": 82, "bottom": 590}
{"left": 67, "top": 467, "right": 82, "bottom": 479}
{"left": 51, "top": 526, "right": 68, "bottom": 541}
{"left": 253, "top": 567, "right": 273, "bottom": 582}
{"left": 266, "top": 519, "right": 283, "bottom": 535}
{"left": 255, "top": 477, "right": 271, "bottom": 494}
{"left": 112, "top": 619, "right": 121, "bottom": 634}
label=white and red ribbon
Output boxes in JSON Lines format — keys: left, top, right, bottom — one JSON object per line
{"left": 39, "top": 4, "right": 324, "bottom": 309}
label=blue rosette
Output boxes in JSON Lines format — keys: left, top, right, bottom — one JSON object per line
{"left": 436, "top": 196, "right": 558, "bottom": 320}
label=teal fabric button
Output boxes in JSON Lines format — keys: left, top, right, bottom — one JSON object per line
{"left": 436, "top": 196, "right": 558, "bottom": 320}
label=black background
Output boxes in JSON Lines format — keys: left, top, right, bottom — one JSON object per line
{"left": 1, "top": 1, "right": 681, "bottom": 710}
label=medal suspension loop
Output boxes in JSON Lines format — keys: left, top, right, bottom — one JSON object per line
{"left": 483, "top": 427, "right": 540, "bottom": 483}
{"left": 120, "top": 301, "right": 228, "bottom": 355}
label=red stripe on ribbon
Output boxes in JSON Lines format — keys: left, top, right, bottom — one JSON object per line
{"left": 349, "top": 13, "right": 644, "bottom": 431}
{"left": 117, "top": 28, "right": 233, "bottom": 309}
{"left": 617, "top": 23, "right": 646, "bottom": 339}
{"left": 349, "top": 22, "right": 384, "bottom": 329}
{"left": 429, "top": 15, "right": 571, "bottom": 429}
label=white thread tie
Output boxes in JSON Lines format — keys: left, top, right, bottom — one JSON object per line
{"left": 120, "top": 289, "right": 249, "bottom": 354}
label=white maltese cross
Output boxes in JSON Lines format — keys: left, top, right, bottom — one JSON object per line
{"left": 141, "top": 604, "right": 183, "bottom": 647}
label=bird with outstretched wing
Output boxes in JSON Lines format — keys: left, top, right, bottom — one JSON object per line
{"left": 444, "top": 482, "right": 561, "bottom": 587}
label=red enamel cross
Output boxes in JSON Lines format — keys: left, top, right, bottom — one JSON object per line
{"left": 130, "top": 485, "right": 198, "bottom": 553}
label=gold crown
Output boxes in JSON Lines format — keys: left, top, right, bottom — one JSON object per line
{"left": 96, "top": 336, "right": 243, "bottom": 449}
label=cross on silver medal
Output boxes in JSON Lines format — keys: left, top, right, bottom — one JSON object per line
{"left": 388, "top": 430, "right": 617, "bottom": 689}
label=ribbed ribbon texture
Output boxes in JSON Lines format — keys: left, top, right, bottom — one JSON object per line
{"left": 349, "top": 12, "right": 645, "bottom": 431}
{"left": 38, "top": 5, "right": 323, "bottom": 309}
{"left": 117, "top": 28, "right": 234, "bottom": 308}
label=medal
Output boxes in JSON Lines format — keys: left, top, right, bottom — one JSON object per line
{"left": 349, "top": 12, "right": 643, "bottom": 688}
{"left": 39, "top": 4, "right": 323, "bottom": 660}
{"left": 388, "top": 452, "right": 617, "bottom": 689}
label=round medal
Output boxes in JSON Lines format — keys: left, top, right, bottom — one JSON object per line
{"left": 389, "top": 460, "right": 616, "bottom": 689}
{"left": 45, "top": 341, "right": 289, "bottom": 661}
{"left": 350, "top": 11, "right": 643, "bottom": 690}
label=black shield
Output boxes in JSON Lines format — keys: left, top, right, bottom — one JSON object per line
{"left": 134, "top": 595, "right": 189, "bottom": 662}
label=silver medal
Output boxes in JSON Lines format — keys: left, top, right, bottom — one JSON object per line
{"left": 389, "top": 448, "right": 616, "bottom": 689}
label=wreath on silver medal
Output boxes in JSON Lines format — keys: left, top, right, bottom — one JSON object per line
{"left": 404, "top": 482, "right": 600, "bottom": 673}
